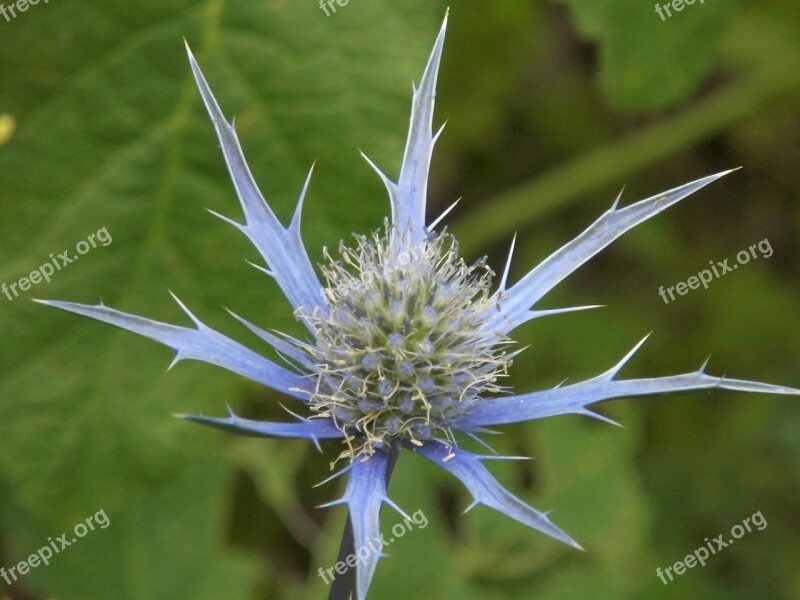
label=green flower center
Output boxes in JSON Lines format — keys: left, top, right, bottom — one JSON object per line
{"left": 303, "top": 225, "right": 512, "bottom": 460}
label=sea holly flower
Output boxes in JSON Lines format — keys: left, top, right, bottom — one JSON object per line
{"left": 38, "top": 13, "right": 798, "bottom": 600}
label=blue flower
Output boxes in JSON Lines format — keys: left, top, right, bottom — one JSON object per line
{"left": 38, "top": 13, "right": 798, "bottom": 600}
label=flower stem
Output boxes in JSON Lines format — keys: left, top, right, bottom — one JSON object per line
{"left": 328, "top": 443, "right": 401, "bottom": 600}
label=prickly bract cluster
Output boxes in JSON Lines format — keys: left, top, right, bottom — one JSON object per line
{"left": 42, "top": 12, "right": 799, "bottom": 600}
{"left": 304, "top": 225, "right": 511, "bottom": 458}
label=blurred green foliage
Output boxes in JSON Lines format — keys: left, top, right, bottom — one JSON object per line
{"left": 1, "top": 1, "right": 798, "bottom": 599}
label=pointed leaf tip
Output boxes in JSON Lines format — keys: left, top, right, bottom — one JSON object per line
{"left": 409, "top": 441, "right": 581, "bottom": 549}
{"left": 496, "top": 171, "right": 737, "bottom": 333}
{"left": 337, "top": 452, "right": 395, "bottom": 600}
{"left": 392, "top": 17, "right": 449, "bottom": 243}
{"left": 602, "top": 333, "right": 652, "bottom": 380}
{"left": 180, "top": 409, "right": 343, "bottom": 441}
{"left": 459, "top": 338, "right": 800, "bottom": 429}
{"left": 185, "top": 47, "right": 327, "bottom": 323}
{"left": 39, "top": 298, "right": 312, "bottom": 399}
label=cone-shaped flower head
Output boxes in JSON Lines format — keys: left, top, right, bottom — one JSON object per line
{"left": 305, "top": 225, "right": 512, "bottom": 459}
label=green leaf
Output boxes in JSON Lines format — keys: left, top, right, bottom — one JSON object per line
{"left": 1, "top": 456, "right": 257, "bottom": 600}
{"left": 559, "top": 0, "right": 740, "bottom": 112}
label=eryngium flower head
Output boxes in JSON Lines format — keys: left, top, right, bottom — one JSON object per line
{"left": 306, "top": 224, "right": 512, "bottom": 459}
{"left": 40, "top": 13, "right": 799, "bottom": 600}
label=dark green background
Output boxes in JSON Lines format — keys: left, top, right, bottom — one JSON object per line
{"left": 1, "top": 1, "right": 798, "bottom": 598}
